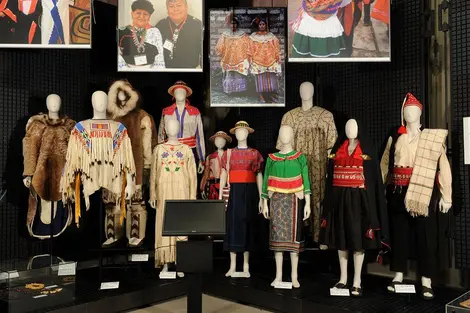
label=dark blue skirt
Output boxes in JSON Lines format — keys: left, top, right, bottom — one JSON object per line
{"left": 224, "top": 183, "right": 259, "bottom": 252}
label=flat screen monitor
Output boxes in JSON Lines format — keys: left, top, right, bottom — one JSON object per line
{"left": 162, "top": 200, "right": 226, "bottom": 236}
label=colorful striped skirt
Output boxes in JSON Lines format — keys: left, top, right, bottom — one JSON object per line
{"left": 254, "top": 72, "right": 279, "bottom": 93}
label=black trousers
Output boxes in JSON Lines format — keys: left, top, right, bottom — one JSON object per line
{"left": 387, "top": 185, "right": 438, "bottom": 278}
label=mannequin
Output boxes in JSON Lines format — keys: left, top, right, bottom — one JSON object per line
{"left": 150, "top": 119, "right": 197, "bottom": 277}
{"left": 158, "top": 81, "right": 205, "bottom": 174}
{"left": 22, "top": 94, "right": 76, "bottom": 238}
{"left": 60, "top": 91, "right": 136, "bottom": 227}
{"left": 102, "top": 80, "right": 158, "bottom": 248}
{"left": 200, "top": 131, "right": 232, "bottom": 200}
{"left": 319, "top": 119, "right": 389, "bottom": 297}
{"left": 219, "top": 121, "right": 263, "bottom": 277}
{"left": 277, "top": 82, "right": 337, "bottom": 243}
{"left": 262, "top": 125, "right": 311, "bottom": 288}
{"left": 381, "top": 93, "right": 452, "bottom": 300}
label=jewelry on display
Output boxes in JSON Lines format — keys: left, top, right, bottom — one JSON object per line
{"left": 40, "top": 288, "right": 63, "bottom": 295}
{"left": 25, "top": 283, "right": 45, "bottom": 290}
{"left": 132, "top": 27, "right": 146, "bottom": 54}
{"left": 168, "top": 19, "right": 186, "bottom": 59}
{"left": 63, "top": 276, "right": 75, "bottom": 283}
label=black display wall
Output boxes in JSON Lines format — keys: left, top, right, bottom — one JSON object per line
{"left": 451, "top": 0, "right": 470, "bottom": 269}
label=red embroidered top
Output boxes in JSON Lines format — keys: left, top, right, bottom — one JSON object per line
{"left": 222, "top": 148, "right": 263, "bottom": 183}
{"left": 332, "top": 140, "right": 366, "bottom": 189}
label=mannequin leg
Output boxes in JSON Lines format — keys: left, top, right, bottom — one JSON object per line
{"left": 102, "top": 204, "right": 123, "bottom": 247}
{"left": 422, "top": 276, "right": 433, "bottom": 298}
{"left": 387, "top": 272, "right": 404, "bottom": 292}
{"left": 225, "top": 252, "right": 236, "bottom": 277}
{"left": 243, "top": 251, "right": 250, "bottom": 277}
{"left": 351, "top": 251, "right": 365, "bottom": 295}
{"left": 127, "top": 203, "right": 147, "bottom": 247}
{"left": 336, "top": 250, "right": 349, "bottom": 286}
{"left": 271, "top": 252, "right": 283, "bottom": 286}
{"left": 290, "top": 252, "right": 300, "bottom": 288}
{"left": 161, "top": 263, "right": 169, "bottom": 273}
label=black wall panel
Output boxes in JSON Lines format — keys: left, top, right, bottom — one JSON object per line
{"left": 451, "top": 0, "right": 470, "bottom": 269}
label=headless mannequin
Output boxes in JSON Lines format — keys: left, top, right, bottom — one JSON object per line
{"left": 23, "top": 94, "right": 62, "bottom": 218}
{"left": 92, "top": 91, "right": 134, "bottom": 200}
{"left": 219, "top": 128, "right": 263, "bottom": 278}
{"left": 388, "top": 106, "right": 451, "bottom": 297}
{"left": 174, "top": 88, "right": 205, "bottom": 174}
{"left": 262, "top": 125, "right": 311, "bottom": 288}
{"left": 150, "top": 119, "right": 184, "bottom": 278}
{"left": 332, "top": 119, "right": 365, "bottom": 295}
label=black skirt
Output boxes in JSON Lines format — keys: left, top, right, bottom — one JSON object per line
{"left": 224, "top": 182, "right": 259, "bottom": 252}
{"left": 320, "top": 187, "right": 382, "bottom": 251}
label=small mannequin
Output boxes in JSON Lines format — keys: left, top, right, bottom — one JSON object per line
{"left": 262, "top": 125, "right": 311, "bottom": 288}
{"left": 219, "top": 127, "right": 263, "bottom": 278}
{"left": 91, "top": 91, "right": 134, "bottom": 200}
{"left": 23, "top": 94, "right": 62, "bottom": 220}
{"left": 335, "top": 119, "right": 365, "bottom": 295}
{"left": 388, "top": 106, "right": 451, "bottom": 297}
{"left": 174, "top": 88, "right": 205, "bottom": 174}
{"left": 299, "top": 81, "right": 314, "bottom": 112}
{"left": 200, "top": 136, "right": 227, "bottom": 198}
{"left": 150, "top": 119, "right": 185, "bottom": 278}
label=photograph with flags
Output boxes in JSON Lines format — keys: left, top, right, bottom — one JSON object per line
{"left": 0, "top": 0, "right": 91, "bottom": 48}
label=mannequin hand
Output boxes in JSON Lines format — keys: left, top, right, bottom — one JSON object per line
{"left": 201, "top": 190, "right": 207, "bottom": 200}
{"left": 258, "top": 199, "right": 264, "bottom": 214}
{"left": 125, "top": 185, "right": 134, "bottom": 200}
{"left": 439, "top": 199, "right": 452, "bottom": 213}
{"left": 197, "top": 162, "right": 204, "bottom": 174}
{"left": 319, "top": 245, "right": 328, "bottom": 250}
{"left": 303, "top": 205, "right": 311, "bottom": 221}
{"left": 23, "top": 176, "right": 32, "bottom": 188}
{"left": 149, "top": 200, "right": 156, "bottom": 209}
{"left": 262, "top": 199, "right": 269, "bottom": 219}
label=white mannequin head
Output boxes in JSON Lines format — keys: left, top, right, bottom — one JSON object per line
{"left": 165, "top": 119, "right": 180, "bottom": 138}
{"left": 345, "top": 119, "right": 358, "bottom": 139}
{"left": 118, "top": 90, "right": 127, "bottom": 101}
{"left": 214, "top": 137, "right": 227, "bottom": 149}
{"left": 46, "top": 94, "right": 61, "bottom": 113}
{"left": 235, "top": 128, "right": 249, "bottom": 141}
{"left": 299, "top": 82, "right": 314, "bottom": 101}
{"left": 174, "top": 88, "right": 187, "bottom": 102}
{"left": 91, "top": 91, "right": 108, "bottom": 114}
{"left": 403, "top": 106, "right": 422, "bottom": 124}
{"left": 278, "top": 125, "right": 294, "bottom": 145}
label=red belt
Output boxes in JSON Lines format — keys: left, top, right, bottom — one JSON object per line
{"left": 332, "top": 166, "right": 365, "bottom": 188}
{"left": 229, "top": 170, "right": 256, "bottom": 183}
{"left": 178, "top": 136, "right": 196, "bottom": 148}
{"left": 392, "top": 167, "right": 413, "bottom": 186}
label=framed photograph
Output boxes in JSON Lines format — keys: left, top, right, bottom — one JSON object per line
{"left": 209, "top": 8, "right": 286, "bottom": 107}
{"left": 288, "top": 0, "right": 390, "bottom": 62}
{"left": 0, "top": 0, "right": 91, "bottom": 48}
{"left": 118, "top": 0, "right": 204, "bottom": 72}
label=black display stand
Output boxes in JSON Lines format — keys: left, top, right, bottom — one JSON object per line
{"left": 163, "top": 200, "right": 226, "bottom": 313}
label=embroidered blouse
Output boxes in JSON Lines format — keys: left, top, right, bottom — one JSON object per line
{"left": 200, "top": 151, "right": 223, "bottom": 191}
{"left": 248, "top": 32, "right": 282, "bottom": 75}
{"left": 215, "top": 30, "right": 250, "bottom": 76}
{"left": 221, "top": 148, "right": 263, "bottom": 183}
{"left": 261, "top": 150, "right": 311, "bottom": 200}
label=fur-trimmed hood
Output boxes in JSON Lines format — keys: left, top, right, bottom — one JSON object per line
{"left": 107, "top": 80, "right": 140, "bottom": 119}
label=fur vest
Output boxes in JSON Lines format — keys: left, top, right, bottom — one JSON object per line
{"left": 108, "top": 80, "right": 158, "bottom": 186}
{"left": 23, "top": 114, "right": 76, "bottom": 202}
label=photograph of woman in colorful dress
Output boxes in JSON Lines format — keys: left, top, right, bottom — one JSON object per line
{"left": 288, "top": 0, "right": 390, "bottom": 62}
{"left": 210, "top": 8, "right": 286, "bottom": 107}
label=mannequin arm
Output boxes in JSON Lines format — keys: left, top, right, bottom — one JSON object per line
{"left": 141, "top": 116, "right": 153, "bottom": 169}
{"left": 304, "top": 195, "right": 311, "bottom": 221}
{"left": 438, "top": 149, "right": 452, "bottom": 213}
{"left": 380, "top": 137, "right": 392, "bottom": 184}
{"left": 149, "top": 146, "right": 158, "bottom": 208}
{"left": 256, "top": 172, "right": 263, "bottom": 213}
{"left": 188, "top": 152, "right": 198, "bottom": 200}
{"left": 195, "top": 114, "right": 206, "bottom": 163}
{"left": 218, "top": 169, "right": 228, "bottom": 200}
{"left": 125, "top": 171, "right": 135, "bottom": 200}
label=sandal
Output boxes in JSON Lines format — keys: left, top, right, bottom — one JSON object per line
{"left": 387, "top": 281, "right": 402, "bottom": 293}
{"left": 351, "top": 286, "right": 363, "bottom": 297}
{"left": 333, "top": 283, "right": 347, "bottom": 289}
{"left": 422, "top": 286, "right": 434, "bottom": 300}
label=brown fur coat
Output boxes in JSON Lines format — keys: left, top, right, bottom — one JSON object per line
{"left": 108, "top": 80, "right": 158, "bottom": 186}
{"left": 23, "top": 114, "right": 76, "bottom": 202}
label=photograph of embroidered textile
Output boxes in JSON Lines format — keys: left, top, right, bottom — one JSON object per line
{"left": 209, "top": 8, "right": 286, "bottom": 107}
{"left": 0, "top": 0, "right": 91, "bottom": 48}
{"left": 287, "top": 0, "right": 390, "bottom": 62}
{"left": 117, "top": 0, "right": 203, "bottom": 72}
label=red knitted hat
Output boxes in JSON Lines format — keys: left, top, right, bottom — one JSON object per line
{"left": 398, "top": 93, "right": 423, "bottom": 134}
